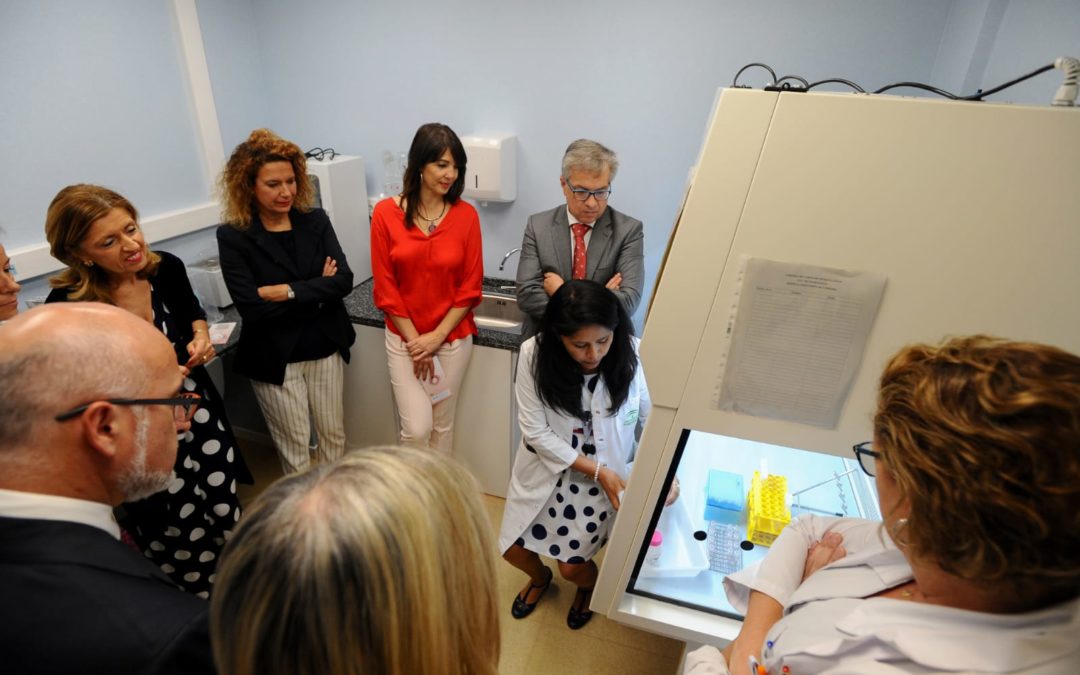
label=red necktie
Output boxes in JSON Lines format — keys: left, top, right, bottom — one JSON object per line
{"left": 571, "top": 223, "right": 590, "bottom": 280}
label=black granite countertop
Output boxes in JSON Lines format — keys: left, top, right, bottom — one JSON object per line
{"left": 345, "top": 276, "right": 526, "bottom": 351}
{"left": 216, "top": 276, "right": 525, "bottom": 354}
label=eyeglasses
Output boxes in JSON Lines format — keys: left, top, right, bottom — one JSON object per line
{"left": 852, "top": 441, "right": 880, "bottom": 477}
{"left": 566, "top": 180, "right": 612, "bottom": 203}
{"left": 55, "top": 393, "right": 201, "bottom": 423}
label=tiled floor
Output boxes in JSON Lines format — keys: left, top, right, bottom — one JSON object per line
{"left": 236, "top": 437, "right": 685, "bottom": 675}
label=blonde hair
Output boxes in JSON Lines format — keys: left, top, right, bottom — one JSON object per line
{"left": 218, "top": 128, "right": 314, "bottom": 229}
{"left": 875, "top": 335, "right": 1080, "bottom": 601}
{"left": 45, "top": 184, "right": 161, "bottom": 302}
{"left": 211, "top": 446, "right": 501, "bottom": 675}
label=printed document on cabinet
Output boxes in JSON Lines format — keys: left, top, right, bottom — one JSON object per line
{"left": 713, "top": 257, "right": 886, "bottom": 428}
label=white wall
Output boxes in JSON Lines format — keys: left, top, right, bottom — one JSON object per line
{"left": 0, "top": 0, "right": 208, "bottom": 249}
{"left": 3, "top": 0, "right": 1076, "bottom": 319}
{"left": 197, "top": 0, "right": 962, "bottom": 325}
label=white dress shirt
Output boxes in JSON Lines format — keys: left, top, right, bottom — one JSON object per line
{"left": 0, "top": 488, "right": 119, "bottom": 539}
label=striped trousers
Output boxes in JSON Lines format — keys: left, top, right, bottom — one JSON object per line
{"left": 250, "top": 353, "right": 346, "bottom": 473}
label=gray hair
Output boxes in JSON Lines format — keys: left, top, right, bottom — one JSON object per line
{"left": 561, "top": 139, "right": 619, "bottom": 181}
{"left": 0, "top": 317, "right": 145, "bottom": 450}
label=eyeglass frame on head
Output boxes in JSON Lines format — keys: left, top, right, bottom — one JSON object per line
{"left": 565, "top": 179, "right": 612, "bottom": 203}
{"left": 852, "top": 441, "right": 881, "bottom": 477}
{"left": 55, "top": 393, "right": 202, "bottom": 423}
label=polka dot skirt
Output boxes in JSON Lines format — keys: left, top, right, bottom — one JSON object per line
{"left": 516, "top": 375, "right": 612, "bottom": 563}
{"left": 120, "top": 286, "right": 249, "bottom": 598}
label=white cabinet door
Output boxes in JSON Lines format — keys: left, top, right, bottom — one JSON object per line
{"left": 454, "top": 343, "right": 513, "bottom": 497}
{"left": 343, "top": 325, "right": 398, "bottom": 449}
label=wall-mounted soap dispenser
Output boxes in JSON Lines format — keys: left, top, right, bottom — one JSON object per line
{"left": 461, "top": 134, "right": 517, "bottom": 204}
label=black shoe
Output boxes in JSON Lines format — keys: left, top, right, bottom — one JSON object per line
{"left": 566, "top": 586, "right": 594, "bottom": 630}
{"left": 511, "top": 566, "right": 553, "bottom": 619}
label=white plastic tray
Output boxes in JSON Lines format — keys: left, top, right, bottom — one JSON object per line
{"left": 636, "top": 493, "right": 710, "bottom": 578}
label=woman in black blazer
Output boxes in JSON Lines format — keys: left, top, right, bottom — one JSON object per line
{"left": 217, "top": 129, "right": 356, "bottom": 474}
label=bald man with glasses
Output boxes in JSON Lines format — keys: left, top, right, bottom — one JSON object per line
{"left": 0, "top": 303, "right": 215, "bottom": 675}
{"left": 516, "top": 138, "right": 645, "bottom": 335}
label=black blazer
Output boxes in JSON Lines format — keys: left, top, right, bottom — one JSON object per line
{"left": 46, "top": 251, "right": 207, "bottom": 366}
{"left": 216, "top": 208, "right": 356, "bottom": 385}
{"left": 0, "top": 517, "right": 215, "bottom": 675}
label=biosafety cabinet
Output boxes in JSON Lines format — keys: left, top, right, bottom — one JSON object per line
{"left": 592, "top": 88, "right": 1080, "bottom": 646}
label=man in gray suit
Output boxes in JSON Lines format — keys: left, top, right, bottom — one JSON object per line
{"left": 516, "top": 139, "right": 645, "bottom": 334}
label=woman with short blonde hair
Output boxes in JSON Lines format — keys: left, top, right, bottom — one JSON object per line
{"left": 212, "top": 445, "right": 501, "bottom": 675}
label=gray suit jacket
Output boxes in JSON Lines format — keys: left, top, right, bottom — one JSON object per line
{"left": 516, "top": 205, "right": 645, "bottom": 334}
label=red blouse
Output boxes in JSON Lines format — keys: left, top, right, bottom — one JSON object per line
{"left": 371, "top": 198, "right": 483, "bottom": 342}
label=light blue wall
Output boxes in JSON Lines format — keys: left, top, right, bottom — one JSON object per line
{"left": 199, "top": 0, "right": 962, "bottom": 325}
{"left": 195, "top": 0, "right": 269, "bottom": 152}
{"left": 0, "top": 1, "right": 208, "bottom": 251}
{"left": 6, "top": 1, "right": 1075, "bottom": 317}
{"left": 980, "top": 0, "right": 1080, "bottom": 105}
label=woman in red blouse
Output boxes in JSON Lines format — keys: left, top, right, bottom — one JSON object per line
{"left": 371, "top": 123, "right": 483, "bottom": 453}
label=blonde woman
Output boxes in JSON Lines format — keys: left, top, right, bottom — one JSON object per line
{"left": 211, "top": 445, "right": 500, "bottom": 675}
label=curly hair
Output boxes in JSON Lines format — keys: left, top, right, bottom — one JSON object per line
{"left": 874, "top": 335, "right": 1080, "bottom": 600}
{"left": 218, "top": 129, "right": 314, "bottom": 229}
{"left": 45, "top": 184, "right": 161, "bottom": 302}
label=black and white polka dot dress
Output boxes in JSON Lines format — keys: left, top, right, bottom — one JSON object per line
{"left": 516, "top": 375, "right": 613, "bottom": 563}
{"left": 120, "top": 285, "right": 250, "bottom": 598}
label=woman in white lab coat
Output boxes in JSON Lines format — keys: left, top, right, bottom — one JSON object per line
{"left": 686, "top": 336, "right": 1080, "bottom": 675}
{"left": 499, "top": 279, "right": 650, "bottom": 630}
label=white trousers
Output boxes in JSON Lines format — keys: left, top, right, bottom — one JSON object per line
{"left": 385, "top": 328, "right": 473, "bottom": 454}
{"left": 251, "top": 353, "right": 346, "bottom": 473}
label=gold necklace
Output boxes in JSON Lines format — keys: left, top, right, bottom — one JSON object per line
{"left": 417, "top": 201, "right": 447, "bottom": 231}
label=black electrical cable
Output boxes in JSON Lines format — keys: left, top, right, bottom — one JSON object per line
{"left": 305, "top": 147, "right": 337, "bottom": 160}
{"left": 806, "top": 78, "right": 866, "bottom": 93}
{"left": 732, "top": 62, "right": 777, "bottom": 88}
{"left": 732, "top": 60, "right": 1058, "bottom": 103}
{"left": 872, "top": 82, "right": 959, "bottom": 99}
{"left": 958, "top": 63, "right": 1054, "bottom": 100}
{"left": 776, "top": 75, "right": 810, "bottom": 88}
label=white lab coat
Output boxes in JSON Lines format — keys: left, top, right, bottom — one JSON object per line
{"left": 498, "top": 336, "right": 650, "bottom": 554}
{"left": 685, "top": 515, "right": 1080, "bottom": 674}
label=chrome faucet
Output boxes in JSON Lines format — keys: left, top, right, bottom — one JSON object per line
{"left": 498, "top": 247, "right": 521, "bottom": 271}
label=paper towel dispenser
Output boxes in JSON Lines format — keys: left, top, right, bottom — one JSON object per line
{"left": 461, "top": 134, "right": 516, "bottom": 203}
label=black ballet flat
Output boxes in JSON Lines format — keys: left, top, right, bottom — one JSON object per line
{"left": 566, "top": 586, "right": 594, "bottom": 630}
{"left": 511, "top": 566, "right": 554, "bottom": 619}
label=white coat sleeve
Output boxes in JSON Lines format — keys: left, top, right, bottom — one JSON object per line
{"left": 682, "top": 645, "right": 731, "bottom": 675}
{"left": 626, "top": 351, "right": 651, "bottom": 474}
{"left": 723, "top": 514, "right": 846, "bottom": 613}
{"left": 515, "top": 339, "right": 579, "bottom": 474}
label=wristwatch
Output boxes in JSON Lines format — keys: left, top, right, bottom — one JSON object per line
{"left": 286, "top": 285, "right": 295, "bottom": 300}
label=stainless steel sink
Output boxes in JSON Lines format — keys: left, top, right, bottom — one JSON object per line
{"left": 474, "top": 292, "right": 524, "bottom": 334}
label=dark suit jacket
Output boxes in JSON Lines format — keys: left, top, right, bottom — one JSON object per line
{"left": 516, "top": 205, "right": 645, "bottom": 334}
{"left": 0, "top": 517, "right": 215, "bottom": 675}
{"left": 216, "top": 208, "right": 356, "bottom": 385}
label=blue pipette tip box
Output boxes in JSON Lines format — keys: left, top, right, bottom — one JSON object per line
{"left": 704, "top": 470, "right": 744, "bottom": 524}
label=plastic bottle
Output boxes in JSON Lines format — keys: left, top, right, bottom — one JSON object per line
{"left": 645, "top": 530, "right": 663, "bottom": 565}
